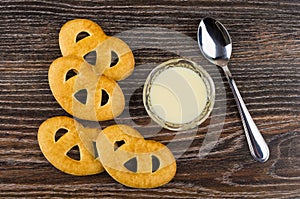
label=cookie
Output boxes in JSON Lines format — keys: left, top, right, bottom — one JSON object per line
{"left": 96, "top": 125, "right": 177, "bottom": 188}
{"left": 49, "top": 56, "right": 125, "bottom": 121}
{"left": 59, "top": 19, "right": 134, "bottom": 81}
{"left": 38, "top": 116, "right": 104, "bottom": 175}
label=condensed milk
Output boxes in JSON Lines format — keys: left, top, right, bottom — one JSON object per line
{"left": 143, "top": 59, "right": 215, "bottom": 131}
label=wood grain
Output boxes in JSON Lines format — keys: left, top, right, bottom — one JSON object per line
{"left": 0, "top": 0, "right": 299, "bottom": 198}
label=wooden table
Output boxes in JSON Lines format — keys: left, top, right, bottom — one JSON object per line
{"left": 1, "top": 1, "right": 299, "bottom": 198}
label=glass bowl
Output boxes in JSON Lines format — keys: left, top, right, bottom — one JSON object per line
{"left": 143, "top": 58, "right": 215, "bottom": 131}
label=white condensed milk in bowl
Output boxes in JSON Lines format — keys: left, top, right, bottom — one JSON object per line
{"left": 143, "top": 59, "right": 215, "bottom": 131}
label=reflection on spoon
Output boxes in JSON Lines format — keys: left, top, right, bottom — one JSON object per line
{"left": 197, "top": 17, "right": 269, "bottom": 163}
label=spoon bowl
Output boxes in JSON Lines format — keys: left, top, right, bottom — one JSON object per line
{"left": 197, "top": 17, "right": 270, "bottom": 163}
{"left": 198, "top": 17, "right": 232, "bottom": 67}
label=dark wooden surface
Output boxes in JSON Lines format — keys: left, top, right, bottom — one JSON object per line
{"left": 0, "top": 0, "right": 299, "bottom": 198}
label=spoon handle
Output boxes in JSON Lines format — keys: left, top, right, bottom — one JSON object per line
{"left": 222, "top": 65, "right": 270, "bottom": 162}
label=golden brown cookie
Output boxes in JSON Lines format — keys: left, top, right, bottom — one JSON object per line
{"left": 59, "top": 19, "right": 107, "bottom": 58}
{"left": 96, "top": 125, "right": 177, "bottom": 188}
{"left": 38, "top": 116, "right": 104, "bottom": 175}
{"left": 48, "top": 56, "right": 125, "bottom": 121}
{"left": 59, "top": 19, "right": 134, "bottom": 81}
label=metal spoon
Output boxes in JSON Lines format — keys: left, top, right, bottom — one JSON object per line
{"left": 197, "top": 17, "right": 269, "bottom": 162}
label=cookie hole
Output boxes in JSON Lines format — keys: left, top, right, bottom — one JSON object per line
{"left": 67, "top": 145, "right": 81, "bottom": 161}
{"left": 84, "top": 51, "right": 97, "bottom": 66}
{"left": 74, "top": 89, "right": 88, "bottom": 104}
{"left": 65, "top": 69, "right": 78, "bottom": 81}
{"left": 93, "top": 141, "right": 99, "bottom": 158}
{"left": 114, "top": 140, "right": 125, "bottom": 151}
{"left": 124, "top": 157, "right": 137, "bottom": 173}
{"left": 55, "top": 128, "right": 68, "bottom": 142}
{"left": 110, "top": 51, "right": 119, "bottom": 67}
{"left": 76, "top": 31, "right": 90, "bottom": 42}
{"left": 152, "top": 155, "right": 160, "bottom": 173}
{"left": 100, "top": 89, "right": 109, "bottom": 107}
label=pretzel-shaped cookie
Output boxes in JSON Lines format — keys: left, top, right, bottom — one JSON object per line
{"left": 38, "top": 116, "right": 104, "bottom": 175}
{"left": 96, "top": 125, "right": 177, "bottom": 188}
{"left": 49, "top": 56, "right": 125, "bottom": 121}
{"left": 59, "top": 19, "right": 134, "bottom": 81}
